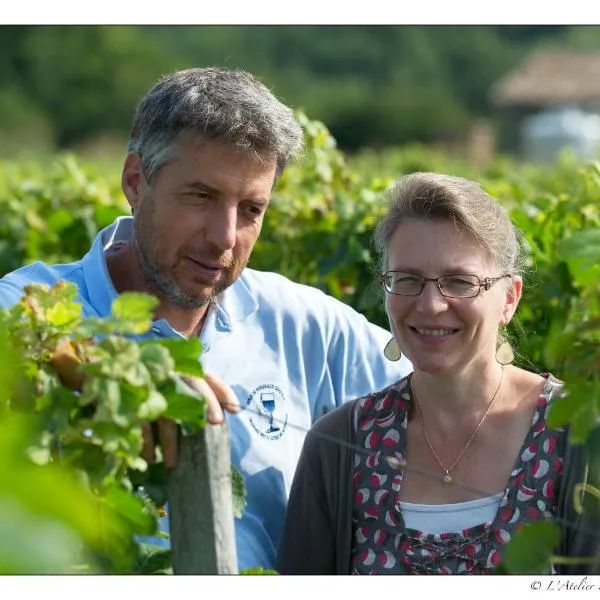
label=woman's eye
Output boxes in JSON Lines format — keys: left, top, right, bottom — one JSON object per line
{"left": 445, "top": 276, "right": 478, "bottom": 289}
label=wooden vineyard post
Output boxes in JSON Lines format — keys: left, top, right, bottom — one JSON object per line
{"left": 166, "top": 421, "right": 238, "bottom": 574}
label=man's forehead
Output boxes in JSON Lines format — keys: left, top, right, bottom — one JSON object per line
{"left": 180, "top": 133, "right": 277, "bottom": 166}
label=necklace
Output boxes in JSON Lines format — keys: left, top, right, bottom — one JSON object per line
{"left": 410, "top": 367, "right": 504, "bottom": 487}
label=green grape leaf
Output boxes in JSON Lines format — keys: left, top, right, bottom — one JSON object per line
{"left": 500, "top": 520, "right": 559, "bottom": 574}
{"left": 133, "top": 544, "right": 173, "bottom": 575}
{"left": 138, "top": 389, "right": 168, "bottom": 421}
{"left": 85, "top": 338, "right": 152, "bottom": 388}
{"left": 160, "top": 378, "right": 206, "bottom": 433}
{"left": 121, "top": 362, "right": 152, "bottom": 387}
{"left": 153, "top": 338, "right": 204, "bottom": 378}
{"left": 231, "top": 464, "right": 247, "bottom": 519}
{"left": 75, "top": 317, "right": 119, "bottom": 338}
{"left": 547, "top": 381, "right": 600, "bottom": 443}
{"left": 561, "top": 228, "right": 600, "bottom": 289}
{"left": 26, "top": 444, "right": 52, "bottom": 466}
{"left": 110, "top": 293, "right": 159, "bottom": 334}
{"left": 140, "top": 344, "right": 175, "bottom": 383}
{"left": 240, "top": 566, "right": 278, "bottom": 575}
{"left": 89, "top": 379, "right": 129, "bottom": 428}
{"left": 45, "top": 301, "right": 82, "bottom": 329}
{"left": 99, "top": 483, "right": 157, "bottom": 537}
{"left": 127, "top": 456, "right": 148, "bottom": 473}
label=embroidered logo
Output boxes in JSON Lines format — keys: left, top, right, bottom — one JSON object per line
{"left": 247, "top": 384, "right": 288, "bottom": 440}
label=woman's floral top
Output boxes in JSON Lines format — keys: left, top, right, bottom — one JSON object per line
{"left": 350, "top": 374, "right": 566, "bottom": 574}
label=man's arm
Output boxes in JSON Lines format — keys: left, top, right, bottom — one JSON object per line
{"left": 0, "top": 278, "right": 30, "bottom": 308}
{"left": 320, "top": 299, "right": 411, "bottom": 416}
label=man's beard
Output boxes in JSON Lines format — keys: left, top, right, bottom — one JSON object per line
{"left": 132, "top": 218, "right": 242, "bottom": 309}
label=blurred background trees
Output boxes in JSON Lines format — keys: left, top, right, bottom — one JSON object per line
{"left": 1, "top": 25, "right": 597, "bottom": 158}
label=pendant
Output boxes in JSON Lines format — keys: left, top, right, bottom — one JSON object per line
{"left": 442, "top": 471, "right": 452, "bottom": 486}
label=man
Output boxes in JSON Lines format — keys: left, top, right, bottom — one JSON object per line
{"left": 0, "top": 67, "right": 412, "bottom": 571}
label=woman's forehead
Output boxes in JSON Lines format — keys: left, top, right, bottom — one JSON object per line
{"left": 387, "top": 220, "right": 496, "bottom": 272}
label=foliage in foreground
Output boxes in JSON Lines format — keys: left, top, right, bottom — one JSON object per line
{"left": 0, "top": 281, "right": 243, "bottom": 573}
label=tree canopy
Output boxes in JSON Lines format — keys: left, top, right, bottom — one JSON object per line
{"left": 0, "top": 25, "right": 595, "bottom": 154}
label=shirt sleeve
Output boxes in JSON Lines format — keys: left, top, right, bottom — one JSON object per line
{"left": 317, "top": 297, "right": 412, "bottom": 417}
{"left": 0, "top": 279, "right": 27, "bottom": 308}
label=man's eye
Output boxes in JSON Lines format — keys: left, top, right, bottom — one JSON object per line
{"left": 245, "top": 205, "right": 265, "bottom": 217}
{"left": 181, "top": 192, "right": 211, "bottom": 202}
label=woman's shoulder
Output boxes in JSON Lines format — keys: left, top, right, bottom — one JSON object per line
{"left": 312, "top": 375, "right": 412, "bottom": 436}
{"left": 508, "top": 367, "right": 564, "bottom": 399}
{"left": 351, "top": 374, "right": 412, "bottom": 424}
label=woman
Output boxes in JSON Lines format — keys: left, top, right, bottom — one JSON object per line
{"left": 277, "top": 172, "right": 600, "bottom": 575}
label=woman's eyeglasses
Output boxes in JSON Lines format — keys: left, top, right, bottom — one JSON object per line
{"left": 380, "top": 272, "right": 511, "bottom": 299}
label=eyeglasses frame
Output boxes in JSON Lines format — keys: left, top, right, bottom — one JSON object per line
{"left": 380, "top": 271, "right": 512, "bottom": 299}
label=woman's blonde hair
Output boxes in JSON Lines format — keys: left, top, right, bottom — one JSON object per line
{"left": 374, "top": 172, "right": 524, "bottom": 275}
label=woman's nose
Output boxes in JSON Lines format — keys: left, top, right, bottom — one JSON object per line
{"left": 415, "top": 280, "right": 448, "bottom": 312}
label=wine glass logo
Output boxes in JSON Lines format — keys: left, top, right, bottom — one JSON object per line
{"left": 260, "top": 391, "right": 280, "bottom": 434}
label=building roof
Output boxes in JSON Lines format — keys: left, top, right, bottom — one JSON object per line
{"left": 490, "top": 49, "right": 600, "bottom": 108}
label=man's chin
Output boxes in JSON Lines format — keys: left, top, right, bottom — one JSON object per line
{"left": 165, "top": 291, "right": 213, "bottom": 309}
{"left": 173, "top": 280, "right": 232, "bottom": 307}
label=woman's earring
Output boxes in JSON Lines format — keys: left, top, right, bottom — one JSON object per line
{"left": 496, "top": 340, "right": 515, "bottom": 366}
{"left": 384, "top": 338, "right": 402, "bottom": 362}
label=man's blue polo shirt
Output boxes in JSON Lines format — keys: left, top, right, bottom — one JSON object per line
{"left": 0, "top": 217, "right": 412, "bottom": 571}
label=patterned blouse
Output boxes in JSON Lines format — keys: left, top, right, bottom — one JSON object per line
{"left": 350, "top": 374, "right": 566, "bottom": 574}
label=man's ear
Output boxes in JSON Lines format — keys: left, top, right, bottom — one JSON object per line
{"left": 122, "top": 152, "right": 145, "bottom": 214}
{"left": 500, "top": 275, "right": 523, "bottom": 326}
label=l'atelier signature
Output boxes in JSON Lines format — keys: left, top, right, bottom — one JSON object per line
{"left": 545, "top": 577, "right": 596, "bottom": 591}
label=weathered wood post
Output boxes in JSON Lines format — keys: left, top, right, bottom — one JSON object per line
{"left": 166, "top": 421, "right": 238, "bottom": 574}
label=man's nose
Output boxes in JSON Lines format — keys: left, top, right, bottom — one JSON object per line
{"left": 206, "top": 205, "right": 237, "bottom": 250}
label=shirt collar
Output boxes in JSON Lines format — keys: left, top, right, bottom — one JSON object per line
{"left": 80, "top": 217, "right": 128, "bottom": 317}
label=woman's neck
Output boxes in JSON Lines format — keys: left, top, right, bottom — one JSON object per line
{"left": 410, "top": 361, "right": 506, "bottom": 433}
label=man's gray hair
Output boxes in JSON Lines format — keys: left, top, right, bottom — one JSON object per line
{"left": 127, "top": 67, "right": 304, "bottom": 182}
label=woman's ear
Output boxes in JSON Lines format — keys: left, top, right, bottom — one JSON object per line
{"left": 499, "top": 275, "right": 523, "bottom": 326}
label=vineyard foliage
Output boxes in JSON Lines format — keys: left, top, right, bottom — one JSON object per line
{"left": 0, "top": 113, "right": 599, "bottom": 573}
{"left": 0, "top": 281, "right": 216, "bottom": 573}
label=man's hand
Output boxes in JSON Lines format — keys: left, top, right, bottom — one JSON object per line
{"left": 141, "top": 373, "right": 240, "bottom": 469}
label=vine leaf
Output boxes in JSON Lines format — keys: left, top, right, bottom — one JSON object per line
{"left": 153, "top": 338, "right": 204, "bottom": 379}
{"left": 231, "top": 465, "right": 247, "bottom": 519}
{"left": 500, "top": 520, "right": 560, "bottom": 574}
{"left": 111, "top": 293, "right": 159, "bottom": 334}
{"left": 547, "top": 381, "right": 600, "bottom": 444}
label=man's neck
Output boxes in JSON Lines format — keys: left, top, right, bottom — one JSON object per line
{"left": 105, "top": 244, "right": 209, "bottom": 338}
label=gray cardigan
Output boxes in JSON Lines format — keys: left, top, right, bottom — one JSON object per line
{"left": 277, "top": 397, "right": 600, "bottom": 575}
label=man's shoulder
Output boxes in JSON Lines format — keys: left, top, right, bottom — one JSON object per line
{"left": 236, "top": 269, "right": 393, "bottom": 352}
{"left": 242, "top": 268, "right": 326, "bottom": 296}
{"left": 0, "top": 261, "right": 83, "bottom": 308}
{"left": 240, "top": 268, "right": 365, "bottom": 318}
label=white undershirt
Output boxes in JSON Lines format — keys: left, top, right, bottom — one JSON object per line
{"left": 400, "top": 493, "right": 504, "bottom": 535}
